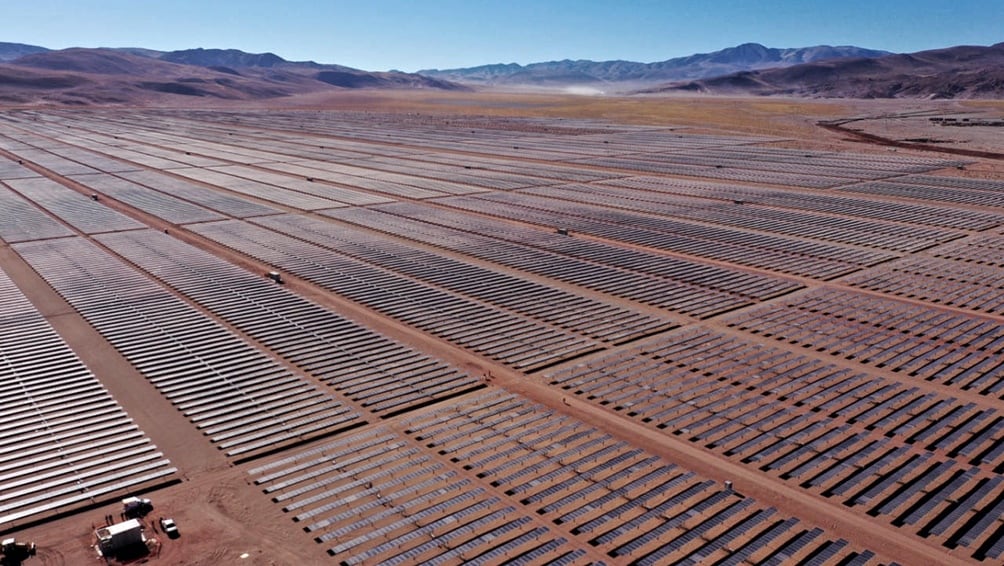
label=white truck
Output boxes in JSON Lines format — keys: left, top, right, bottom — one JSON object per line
{"left": 1, "top": 538, "right": 37, "bottom": 562}
{"left": 159, "top": 517, "right": 180, "bottom": 539}
{"left": 122, "top": 496, "right": 153, "bottom": 518}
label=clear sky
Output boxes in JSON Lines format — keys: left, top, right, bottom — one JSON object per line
{"left": 5, "top": 0, "right": 1002, "bottom": 72}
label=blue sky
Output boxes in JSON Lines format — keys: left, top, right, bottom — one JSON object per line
{"left": 5, "top": 1, "right": 1002, "bottom": 71}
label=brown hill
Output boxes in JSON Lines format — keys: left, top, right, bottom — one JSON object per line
{"left": 640, "top": 43, "right": 1004, "bottom": 99}
{"left": 0, "top": 41, "right": 50, "bottom": 62}
{"left": 12, "top": 48, "right": 180, "bottom": 75}
{"left": 0, "top": 48, "right": 465, "bottom": 105}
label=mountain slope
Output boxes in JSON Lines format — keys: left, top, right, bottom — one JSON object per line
{"left": 641, "top": 43, "right": 1004, "bottom": 99}
{"left": 0, "top": 47, "right": 466, "bottom": 105}
{"left": 418, "top": 43, "right": 890, "bottom": 86}
{"left": 0, "top": 42, "right": 50, "bottom": 62}
{"left": 160, "top": 48, "right": 290, "bottom": 68}
{"left": 157, "top": 48, "right": 458, "bottom": 90}
{"left": 13, "top": 48, "right": 184, "bottom": 75}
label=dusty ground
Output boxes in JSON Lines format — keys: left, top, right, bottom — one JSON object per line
{"left": 828, "top": 99, "right": 1004, "bottom": 157}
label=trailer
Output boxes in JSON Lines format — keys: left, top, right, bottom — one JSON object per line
{"left": 96, "top": 519, "right": 144, "bottom": 555}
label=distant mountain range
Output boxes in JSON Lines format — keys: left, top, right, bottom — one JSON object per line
{"left": 418, "top": 43, "right": 891, "bottom": 87}
{"left": 641, "top": 43, "right": 1004, "bottom": 99}
{"left": 1, "top": 41, "right": 1002, "bottom": 104}
{"left": 0, "top": 43, "right": 465, "bottom": 105}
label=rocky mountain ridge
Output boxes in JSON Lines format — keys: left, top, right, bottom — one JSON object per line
{"left": 418, "top": 43, "right": 891, "bottom": 86}
{"left": 0, "top": 45, "right": 465, "bottom": 105}
{"left": 640, "top": 42, "right": 1004, "bottom": 99}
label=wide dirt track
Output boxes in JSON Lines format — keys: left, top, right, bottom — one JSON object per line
{"left": 0, "top": 93, "right": 1002, "bottom": 565}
